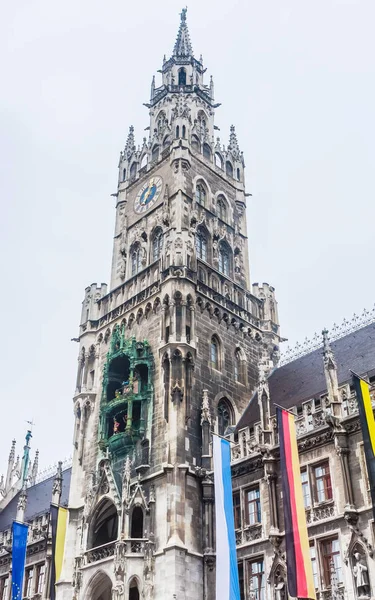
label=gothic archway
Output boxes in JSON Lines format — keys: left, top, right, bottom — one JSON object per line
{"left": 88, "top": 498, "right": 118, "bottom": 550}
{"left": 84, "top": 570, "right": 112, "bottom": 600}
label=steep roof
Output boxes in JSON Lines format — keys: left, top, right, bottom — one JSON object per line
{"left": 0, "top": 468, "right": 71, "bottom": 531}
{"left": 237, "top": 322, "right": 375, "bottom": 430}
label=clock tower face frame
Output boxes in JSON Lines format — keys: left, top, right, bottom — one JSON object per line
{"left": 134, "top": 176, "right": 163, "bottom": 214}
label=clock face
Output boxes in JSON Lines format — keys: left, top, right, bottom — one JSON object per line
{"left": 134, "top": 176, "right": 163, "bottom": 214}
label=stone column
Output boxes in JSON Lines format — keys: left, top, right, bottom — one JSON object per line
{"left": 189, "top": 305, "right": 195, "bottom": 342}
{"left": 335, "top": 432, "right": 356, "bottom": 515}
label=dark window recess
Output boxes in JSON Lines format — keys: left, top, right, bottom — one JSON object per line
{"left": 131, "top": 506, "right": 144, "bottom": 539}
{"left": 186, "top": 326, "right": 191, "bottom": 343}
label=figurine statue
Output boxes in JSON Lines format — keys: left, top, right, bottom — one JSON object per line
{"left": 353, "top": 551, "right": 370, "bottom": 597}
{"left": 113, "top": 417, "right": 120, "bottom": 434}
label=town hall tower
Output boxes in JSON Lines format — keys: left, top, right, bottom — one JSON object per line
{"left": 58, "top": 10, "right": 280, "bottom": 600}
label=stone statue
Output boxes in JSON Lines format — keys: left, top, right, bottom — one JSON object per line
{"left": 274, "top": 575, "right": 286, "bottom": 600}
{"left": 353, "top": 551, "right": 370, "bottom": 597}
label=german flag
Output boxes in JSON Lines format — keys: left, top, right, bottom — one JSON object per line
{"left": 50, "top": 504, "right": 68, "bottom": 600}
{"left": 353, "top": 373, "right": 375, "bottom": 522}
{"left": 277, "top": 407, "right": 316, "bottom": 600}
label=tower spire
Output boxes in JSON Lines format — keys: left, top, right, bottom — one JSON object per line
{"left": 173, "top": 8, "right": 193, "bottom": 58}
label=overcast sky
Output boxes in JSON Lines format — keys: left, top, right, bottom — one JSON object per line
{"left": 1, "top": 0, "right": 374, "bottom": 475}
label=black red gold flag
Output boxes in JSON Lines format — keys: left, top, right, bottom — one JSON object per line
{"left": 277, "top": 407, "right": 316, "bottom": 600}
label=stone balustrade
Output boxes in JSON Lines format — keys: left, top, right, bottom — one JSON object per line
{"left": 85, "top": 540, "right": 116, "bottom": 564}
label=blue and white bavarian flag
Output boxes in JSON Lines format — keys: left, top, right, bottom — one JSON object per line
{"left": 11, "top": 522, "right": 28, "bottom": 600}
{"left": 213, "top": 435, "right": 240, "bottom": 600}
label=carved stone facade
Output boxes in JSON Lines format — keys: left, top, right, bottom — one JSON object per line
{"left": 56, "top": 9, "right": 280, "bottom": 600}
{"left": 232, "top": 324, "right": 375, "bottom": 600}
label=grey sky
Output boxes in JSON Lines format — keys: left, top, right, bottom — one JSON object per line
{"left": 1, "top": 0, "right": 374, "bottom": 474}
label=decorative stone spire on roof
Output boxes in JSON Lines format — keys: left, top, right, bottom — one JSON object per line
{"left": 31, "top": 449, "right": 39, "bottom": 486}
{"left": 173, "top": 8, "right": 193, "bottom": 58}
{"left": 124, "top": 125, "right": 136, "bottom": 159}
{"left": 227, "top": 125, "right": 240, "bottom": 160}
{"left": 52, "top": 460, "right": 63, "bottom": 505}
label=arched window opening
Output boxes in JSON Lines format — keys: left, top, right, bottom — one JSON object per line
{"left": 140, "top": 154, "right": 148, "bottom": 169}
{"left": 234, "top": 349, "right": 246, "bottom": 385}
{"left": 90, "top": 500, "right": 118, "bottom": 549}
{"left": 236, "top": 167, "right": 241, "bottom": 181}
{"left": 219, "top": 242, "right": 231, "bottom": 277}
{"left": 157, "top": 111, "right": 166, "bottom": 134}
{"left": 196, "top": 228, "right": 207, "bottom": 261}
{"left": 197, "top": 111, "right": 207, "bottom": 130}
{"left": 191, "top": 135, "right": 200, "bottom": 151}
{"left": 210, "top": 336, "right": 220, "bottom": 370}
{"left": 163, "top": 354, "right": 170, "bottom": 421}
{"left": 131, "top": 244, "right": 142, "bottom": 276}
{"left": 203, "top": 143, "right": 212, "bottom": 160}
{"left": 129, "top": 580, "right": 140, "bottom": 600}
{"left": 182, "top": 125, "right": 186, "bottom": 139}
{"left": 174, "top": 293, "right": 182, "bottom": 341}
{"left": 163, "top": 135, "right": 171, "bottom": 148}
{"left": 195, "top": 183, "right": 206, "bottom": 206}
{"left": 88, "top": 572, "right": 113, "bottom": 600}
{"left": 217, "top": 196, "right": 227, "bottom": 221}
{"left": 217, "top": 399, "right": 232, "bottom": 436}
{"left": 122, "top": 168, "right": 126, "bottom": 181}
{"left": 215, "top": 153, "right": 223, "bottom": 169}
{"left": 151, "top": 145, "right": 159, "bottom": 162}
{"left": 225, "top": 161, "right": 233, "bottom": 178}
{"left": 152, "top": 229, "right": 163, "bottom": 262}
{"left": 131, "top": 506, "right": 144, "bottom": 539}
{"left": 130, "top": 162, "right": 137, "bottom": 179}
{"left": 198, "top": 267, "right": 206, "bottom": 283}
{"left": 106, "top": 355, "right": 130, "bottom": 403}
{"left": 176, "top": 125, "right": 180, "bottom": 138}
{"left": 178, "top": 68, "right": 187, "bottom": 86}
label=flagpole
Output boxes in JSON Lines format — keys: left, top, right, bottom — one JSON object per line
{"left": 211, "top": 431, "right": 236, "bottom": 444}
{"left": 273, "top": 403, "right": 296, "bottom": 416}
{"left": 350, "top": 369, "right": 369, "bottom": 384}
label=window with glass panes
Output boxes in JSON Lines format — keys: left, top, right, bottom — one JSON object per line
{"left": 321, "top": 538, "right": 342, "bottom": 587}
{"left": 196, "top": 229, "right": 207, "bottom": 261}
{"left": 210, "top": 337, "right": 219, "bottom": 370}
{"left": 217, "top": 196, "right": 227, "bottom": 221}
{"left": 35, "top": 563, "right": 45, "bottom": 594}
{"left": 218, "top": 243, "right": 230, "bottom": 276}
{"left": 247, "top": 559, "right": 265, "bottom": 600}
{"left": 0, "top": 577, "right": 8, "bottom": 600}
{"left": 314, "top": 462, "right": 332, "bottom": 503}
{"left": 245, "top": 488, "right": 261, "bottom": 525}
{"left": 233, "top": 492, "right": 241, "bottom": 529}
{"left": 24, "top": 568, "right": 34, "bottom": 598}
{"left": 238, "top": 562, "right": 245, "bottom": 600}
{"left": 196, "top": 183, "right": 206, "bottom": 206}
{"left": 131, "top": 246, "right": 142, "bottom": 276}
{"left": 309, "top": 544, "right": 319, "bottom": 590}
{"left": 301, "top": 469, "right": 311, "bottom": 508}
{"left": 152, "top": 230, "right": 163, "bottom": 261}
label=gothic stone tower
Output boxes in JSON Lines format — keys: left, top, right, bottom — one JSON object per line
{"left": 58, "top": 10, "right": 280, "bottom": 600}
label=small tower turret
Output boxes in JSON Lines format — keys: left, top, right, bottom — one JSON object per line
{"left": 52, "top": 461, "right": 63, "bottom": 505}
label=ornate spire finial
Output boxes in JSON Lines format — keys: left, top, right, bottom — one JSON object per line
{"left": 52, "top": 461, "right": 63, "bottom": 504}
{"left": 228, "top": 124, "right": 240, "bottom": 159}
{"left": 9, "top": 439, "right": 16, "bottom": 463}
{"left": 31, "top": 450, "right": 39, "bottom": 486}
{"left": 173, "top": 8, "right": 193, "bottom": 58}
{"left": 124, "top": 125, "right": 136, "bottom": 158}
{"left": 20, "top": 430, "right": 32, "bottom": 490}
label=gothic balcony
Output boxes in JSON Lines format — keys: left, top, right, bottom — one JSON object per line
{"left": 83, "top": 539, "right": 148, "bottom": 565}
{"left": 318, "top": 587, "right": 345, "bottom": 600}
{"left": 84, "top": 541, "right": 116, "bottom": 564}
{"left": 235, "top": 524, "right": 262, "bottom": 546}
{"left": 305, "top": 501, "right": 335, "bottom": 525}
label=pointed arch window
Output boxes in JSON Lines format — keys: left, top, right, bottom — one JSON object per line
{"left": 151, "top": 145, "right": 159, "bottom": 162}
{"left": 182, "top": 125, "right": 186, "bottom": 138}
{"left": 234, "top": 348, "right": 246, "bottom": 385}
{"left": 196, "top": 183, "right": 206, "bottom": 206}
{"left": 176, "top": 125, "right": 180, "bottom": 138}
{"left": 210, "top": 335, "right": 220, "bottom": 370}
{"left": 203, "top": 143, "right": 212, "bottom": 160}
{"left": 226, "top": 161, "right": 233, "bottom": 178}
{"left": 130, "top": 506, "right": 144, "bottom": 539}
{"left": 219, "top": 242, "right": 231, "bottom": 276}
{"left": 217, "top": 196, "right": 227, "bottom": 221}
{"left": 152, "top": 229, "right": 163, "bottom": 261}
{"left": 178, "top": 68, "right": 187, "bottom": 86}
{"left": 131, "top": 244, "right": 142, "bottom": 276}
{"left": 122, "top": 168, "right": 126, "bottom": 181}
{"left": 196, "top": 228, "right": 207, "bottom": 261}
{"left": 217, "top": 398, "right": 232, "bottom": 436}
